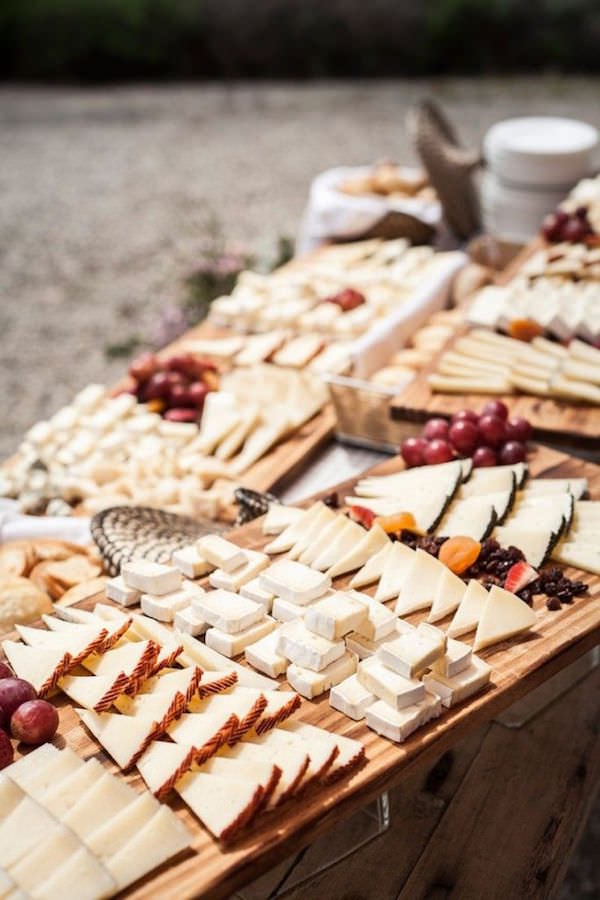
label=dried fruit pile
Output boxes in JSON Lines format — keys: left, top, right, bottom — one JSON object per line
{"left": 127, "top": 352, "right": 218, "bottom": 422}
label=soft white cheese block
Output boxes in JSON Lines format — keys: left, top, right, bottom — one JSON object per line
{"left": 287, "top": 651, "right": 357, "bottom": 699}
{"left": 304, "top": 591, "right": 369, "bottom": 640}
{"left": 171, "top": 545, "right": 213, "bottom": 579}
{"left": 395, "top": 549, "right": 446, "bottom": 616}
{"left": 357, "top": 655, "right": 425, "bottom": 710}
{"left": 374, "top": 542, "right": 417, "bottom": 603}
{"left": 262, "top": 504, "right": 305, "bottom": 535}
{"left": 473, "top": 585, "right": 537, "bottom": 652}
{"left": 365, "top": 690, "right": 443, "bottom": 743}
{"left": 345, "top": 618, "right": 415, "bottom": 659}
{"left": 376, "top": 623, "right": 446, "bottom": 679}
{"left": 240, "top": 578, "right": 274, "bottom": 611}
{"left": 427, "top": 567, "right": 466, "bottom": 624}
{"left": 141, "top": 589, "right": 190, "bottom": 623}
{"left": 432, "top": 637, "right": 472, "bottom": 678}
{"left": 350, "top": 542, "right": 393, "bottom": 589}
{"left": 276, "top": 620, "right": 346, "bottom": 672}
{"left": 329, "top": 674, "right": 376, "bottom": 720}
{"left": 174, "top": 605, "right": 208, "bottom": 637}
{"left": 105, "top": 575, "right": 140, "bottom": 607}
{"left": 348, "top": 590, "right": 397, "bottom": 642}
{"left": 206, "top": 616, "right": 276, "bottom": 658}
{"left": 447, "top": 579, "right": 488, "bottom": 638}
{"left": 423, "top": 654, "right": 491, "bottom": 707}
{"left": 245, "top": 628, "right": 288, "bottom": 677}
{"left": 192, "top": 589, "right": 264, "bottom": 634}
{"left": 196, "top": 534, "right": 246, "bottom": 573}
{"left": 259, "top": 559, "right": 331, "bottom": 605}
{"left": 326, "top": 524, "right": 389, "bottom": 579}
{"left": 271, "top": 595, "right": 313, "bottom": 622}
{"left": 209, "top": 549, "right": 269, "bottom": 592}
{"left": 121, "top": 560, "right": 181, "bottom": 596}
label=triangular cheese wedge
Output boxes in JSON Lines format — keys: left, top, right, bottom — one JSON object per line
{"left": 2, "top": 640, "right": 70, "bottom": 696}
{"left": 290, "top": 506, "right": 337, "bottom": 561}
{"left": 374, "top": 542, "right": 416, "bottom": 603}
{"left": 105, "top": 806, "right": 191, "bottom": 891}
{"left": 196, "top": 398, "right": 241, "bottom": 454}
{"left": 221, "top": 742, "right": 309, "bottom": 807}
{"left": 187, "top": 691, "right": 267, "bottom": 741}
{"left": 176, "top": 768, "right": 263, "bottom": 842}
{"left": 247, "top": 728, "right": 337, "bottom": 786}
{"left": 178, "top": 633, "right": 279, "bottom": 691}
{"left": 59, "top": 671, "right": 130, "bottom": 712}
{"left": 198, "top": 669, "right": 238, "bottom": 697}
{"left": 140, "top": 666, "right": 203, "bottom": 705}
{"left": 280, "top": 720, "right": 365, "bottom": 782}
{"left": 214, "top": 406, "right": 261, "bottom": 460}
{"left": 311, "top": 519, "right": 364, "bottom": 572}
{"left": 167, "top": 710, "right": 239, "bottom": 763}
{"left": 264, "top": 502, "right": 322, "bottom": 554}
{"left": 201, "top": 756, "right": 281, "bottom": 809}
{"left": 262, "top": 503, "right": 305, "bottom": 536}
{"left": 114, "top": 691, "right": 187, "bottom": 733}
{"left": 136, "top": 741, "right": 196, "bottom": 798}
{"left": 14, "top": 624, "right": 107, "bottom": 666}
{"left": 395, "top": 549, "right": 446, "bottom": 615}
{"left": 447, "top": 579, "right": 488, "bottom": 638}
{"left": 327, "top": 524, "right": 389, "bottom": 579}
{"left": 427, "top": 567, "right": 466, "bottom": 624}
{"left": 78, "top": 709, "right": 161, "bottom": 770}
{"left": 82, "top": 640, "right": 159, "bottom": 689}
{"left": 230, "top": 412, "right": 291, "bottom": 475}
{"left": 42, "top": 613, "right": 131, "bottom": 652}
{"left": 473, "top": 585, "right": 537, "bottom": 652}
{"left": 86, "top": 792, "right": 160, "bottom": 861}
{"left": 350, "top": 542, "right": 393, "bottom": 589}
{"left": 227, "top": 686, "right": 300, "bottom": 733}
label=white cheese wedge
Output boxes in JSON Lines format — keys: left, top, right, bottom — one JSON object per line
{"left": 58, "top": 671, "right": 128, "bottom": 713}
{"left": 280, "top": 721, "right": 365, "bottom": 781}
{"left": 42, "top": 758, "right": 105, "bottom": 819}
{"left": 350, "top": 542, "right": 393, "bottom": 589}
{"left": 348, "top": 590, "right": 397, "bottom": 641}
{"left": 473, "top": 585, "right": 537, "bottom": 652}
{"left": 247, "top": 726, "right": 334, "bottom": 784}
{"left": 245, "top": 628, "right": 287, "bottom": 677}
{"left": 263, "top": 502, "right": 322, "bottom": 554}
{"left": 192, "top": 589, "right": 263, "bottom": 634}
{"left": 208, "top": 549, "right": 269, "bottom": 592}
{"left": 141, "top": 589, "right": 190, "bottom": 623}
{"left": 218, "top": 686, "right": 299, "bottom": 732}
{"left": 357, "top": 656, "right": 425, "bottom": 710}
{"left": 176, "top": 769, "right": 261, "bottom": 842}
{"left": 9, "top": 825, "right": 83, "bottom": 894}
{"left": 287, "top": 651, "right": 357, "bottom": 699}
{"left": 330, "top": 674, "right": 376, "bottom": 721}
{"left": 311, "top": 519, "right": 365, "bottom": 572}
{"left": 427, "top": 567, "right": 466, "bottom": 623}
{"left": 174, "top": 605, "right": 208, "bottom": 637}
{"left": 206, "top": 616, "right": 276, "bottom": 658}
{"left": 291, "top": 506, "right": 338, "bottom": 562}
{"left": 395, "top": 549, "right": 446, "bottom": 616}
{"left": 262, "top": 504, "right": 305, "bottom": 535}
{"left": 304, "top": 592, "right": 369, "bottom": 640}
{"left": 196, "top": 534, "right": 245, "bottom": 573}
{"left": 423, "top": 654, "right": 491, "bottom": 707}
{"left": 177, "top": 633, "right": 279, "bottom": 691}
{"left": 230, "top": 412, "right": 291, "bottom": 475}
{"left": 31, "top": 846, "right": 116, "bottom": 900}
{"left": 373, "top": 542, "right": 416, "bottom": 603}
{"left": 167, "top": 710, "right": 237, "bottom": 760}
{"left": 260, "top": 559, "right": 331, "bottom": 605}
{"left": 431, "top": 638, "right": 472, "bottom": 678}
{"left": 7, "top": 745, "right": 82, "bottom": 803}
{"left": 552, "top": 541, "right": 600, "bottom": 574}
{"left": 459, "top": 467, "right": 517, "bottom": 499}
{"left": 365, "top": 690, "right": 443, "bottom": 743}
{"left": 447, "top": 579, "right": 488, "bottom": 638}
{"left": 121, "top": 559, "right": 181, "bottom": 596}
{"left": 87, "top": 791, "right": 160, "bottom": 860}
{"left": 326, "top": 524, "right": 390, "bottom": 579}
{"left": 214, "top": 406, "right": 261, "bottom": 460}
{"left": 436, "top": 496, "right": 497, "bottom": 541}
{"left": 276, "top": 620, "right": 345, "bottom": 671}
{"left": 136, "top": 741, "right": 194, "bottom": 796}
{"left": 77, "top": 709, "right": 159, "bottom": 770}
{"left": 83, "top": 639, "right": 158, "bottom": 682}
{"left": 377, "top": 623, "right": 446, "bottom": 679}
{"left": 127, "top": 614, "right": 183, "bottom": 663}
{"left": 13, "top": 624, "right": 106, "bottom": 664}
{"left": 105, "top": 574, "right": 140, "bottom": 607}
{"left": 171, "top": 545, "right": 213, "bottom": 579}
{"left": 221, "top": 742, "right": 307, "bottom": 807}
{"left": 1, "top": 641, "right": 68, "bottom": 695}
{"left": 140, "top": 665, "right": 202, "bottom": 701}
{"left": 199, "top": 756, "right": 280, "bottom": 808}
{"left": 107, "top": 806, "right": 191, "bottom": 890}
{"left": 240, "top": 578, "right": 274, "bottom": 611}
{"left": 113, "top": 689, "right": 186, "bottom": 728}
{"left": 186, "top": 691, "right": 266, "bottom": 739}
{"left": 523, "top": 478, "right": 587, "bottom": 499}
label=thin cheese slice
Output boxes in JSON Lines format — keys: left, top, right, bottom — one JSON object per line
{"left": 0, "top": 796, "right": 61, "bottom": 868}
{"left": 229, "top": 686, "right": 300, "bottom": 733}
{"left": 263, "top": 502, "right": 321, "bottom": 554}
{"left": 326, "top": 524, "right": 390, "bottom": 578}
{"left": 176, "top": 770, "right": 262, "bottom": 842}
{"left": 551, "top": 541, "right": 600, "bottom": 575}
{"left": 447, "top": 579, "right": 489, "bottom": 638}
{"left": 373, "top": 542, "right": 416, "bottom": 603}
{"left": 350, "top": 542, "right": 393, "bottom": 589}
{"left": 30, "top": 846, "right": 116, "bottom": 900}
{"left": 473, "top": 585, "right": 537, "bottom": 652}
{"left": 2, "top": 641, "right": 69, "bottom": 696}
{"left": 83, "top": 639, "right": 159, "bottom": 688}
{"left": 395, "top": 549, "right": 446, "bottom": 616}
{"left": 77, "top": 709, "right": 160, "bottom": 770}
{"left": 280, "top": 721, "right": 365, "bottom": 782}
{"left": 199, "top": 756, "right": 280, "bottom": 808}
{"left": 42, "top": 758, "right": 105, "bottom": 819}
{"left": 9, "top": 825, "right": 83, "bottom": 894}
{"left": 291, "top": 507, "right": 338, "bottom": 562}
{"left": 8, "top": 745, "right": 82, "bottom": 801}
{"left": 221, "top": 742, "right": 308, "bottom": 807}
{"left": 87, "top": 792, "right": 160, "bottom": 861}
{"left": 262, "top": 504, "right": 305, "bottom": 536}
{"left": 186, "top": 691, "right": 266, "bottom": 741}
{"left": 62, "top": 771, "right": 136, "bottom": 838}
{"left": 59, "top": 671, "right": 130, "bottom": 713}
{"left": 230, "top": 412, "right": 291, "bottom": 475}
{"left": 107, "top": 806, "right": 191, "bottom": 890}
{"left": 13, "top": 624, "right": 107, "bottom": 666}
{"left": 311, "top": 519, "right": 365, "bottom": 572}
{"left": 0, "top": 773, "right": 25, "bottom": 820}
{"left": 427, "top": 567, "right": 466, "bottom": 623}
{"left": 136, "top": 741, "right": 195, "bottom": 797}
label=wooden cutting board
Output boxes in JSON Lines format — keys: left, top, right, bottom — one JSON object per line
{"left": 4, "top": 445, "right": 600, "bottom": 900}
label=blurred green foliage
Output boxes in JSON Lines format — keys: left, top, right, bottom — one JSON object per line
{"left": 1, "top": 0, "right": 599, "bottom": 80}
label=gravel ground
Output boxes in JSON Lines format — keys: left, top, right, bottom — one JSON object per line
{"left": 0, "top": 79, "right": 599, "bottom": 894}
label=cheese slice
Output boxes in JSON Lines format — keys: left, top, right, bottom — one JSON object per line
{"left": 365, "top": 691, "right": 443, "bottom": 743}
{"left": 187, "top": 691, "right": 267, "bottom": 742}
{"left": 30, "top": 846, "right": 116, "bottom": 900}
{"left": 105, "top": 574, "right": 140, "bottom": 607}
{"left": 41, "top": 613, "right": 130, "bottom": 653}
{"left": 263, "top": 502, "right": 322, "bottom": 554}
{"left": 196, "top": 535, "right": 245, "bottom": 573}
{"left": 208, "top": 549, "right": 270, "bottom": 592}
{"left": 276, "top": 620, "right": 345, "bottom": 672}
{"left": 121, "top": 559, "right": 181, "bottom": 596}
{"left": 105, "top": 804, "right": 189, "bottom": 891}
{"left": 473, "top": 585, "right": 537, "bottom": 652}
{"left": 429, "top": 373, "right": 511, "bottom": 394}
{"left": 552, "top": 541, "right": 600, "bottom": 574}
{"left": 13, "top": 624, "right": 107, "bottom": 666}
{"left": 87, "top": 791, "right": 160, "bottom": 861}
{"left": 246, "top": 726, "right": 335, "bottom": 785}
{"left": 136, "top": 741, "right": 195, "bottom": 797}
{"left": 1, "top": 641, "right": 68, "bottom": 696}
{"left": 395, "top": 549, "right": 446, "bottom": 616}
{"left": 192, "top": 589, "right": 264, "bottom": 634}
{"left": 260, "top": 560, "right": 330, "bottom": 605}
{"left": 551, "top": 373, "right": 600, "bottom": 404}
{"left": 326, "top": 524, "right": 390, "bottom": 579}
{"left": 350, "top": 542, "right": 393, "bottom": 589}
{"left": 199, "top": 756, "right": 281, "bottom": 809}
{"left": 493, "top": 525, "right": 554, "bottom": 568}
{"left": 9, "top": 825, "right": 83, "bottom": 894}
{"left": 427, "top": 567, "right": 466, "bottom": 623}
{"left": 431, "top": 638, "right": 472, "bottom": 678}
{"left": 215, "top": 406, "right": 261, "bottom": 460}
{"left": 8, "top": 745, "right": 82, "bottom": 801}
{"left": 127, "top": 614, "right": 184, "bottom": 666}
{"left": 280, "top": 721, "right": 365, "bottom": 782}
{"left": 245, "top": 628, "right": 287, "bottom": 677}
{"left": 291, "top": 507, "right": 338, "bottom": 562}
{"left": 447, "top": 579, "right": 488, "bottom": 638}
{"left": 206, "top": 616, "right": 276, "bottom": 658}
{"left": 195, "top": 395, "right": 241, "bottom": 453}
{"left": 167, "top": 710, "right": 237, "bottom": 763}
{"left": 423, "top": 654, "right": 491, "bottom": 707}
{"left": 436, "top": 497, "right": 497, "bottom": 541}
{"left": 171, "top": 544, "right": 213, "bottom": 579}
{"left": 330, "top": 674, "right": 376, "bottom": 721}
{"left": 348, "top": 590, "right": 397, "bottom": 641}
{"left": 230, "top": 412, "right": 291, "bottom": 475}
{"left": 311, "top": 519, "right": 368, "bottom": 573}
{"left": 459, "top": 466, "right": 517, "bottom": 499}
{"left": 262, "top": 504, "right": 305, "bottom": 536}
{"left": 175, "top": 769, "right": 262, "bottom": 842}
{"left": 357, "top": 656, "right": 425, "bottom": 710}
{"left": 377, "top": 623, "right": 446, "bottom": 679}
{"left": 3, "top": 743, "right": 58, "bottom": 786}
{"left": 221, "top": 742, "right": 308, "bottom": 807}
{"left": 141, "top": 666, "right": 203, "bottom": 703}
{"left": 373, "top": 542, "right": 416, "bottom": 603}
{"left": 62, "top": 770, "right": 136, "bottom": 839}
{"left": 114, "top": 690, "right": 187, "bottom": 735}
{"left": 0, "top": 774, "right": 25, "bottom": 821}
{"left": 78, "top": 709, "right": 160, "bottom": 770}
{"left": 225, "top": 686, "right": 300, "bottom": 733}
{"left": 42, "top": 758, "right": 106, "bottom": 819}
{"left": 83, "top": 639, "right": 158, "bottom": 684}
{"left": 240, "top": 578, "right": 274, "bottom": 611}
{"left": 177, "top": 633, "right": 279, "bottom": 691}
{"left": 0, "top": 796, "right": 63, "bottom": 869}
{"left": 522, "top": 478, "right": 587, "bottom": 499}
{"left": 304, "top": 592, "right": 369, "bottom": 640}
{"left": 286, "top": 651, "right": 357, "bottom": 699}
{"left": 141, "top": 588, "right": 190, "bottom": 623}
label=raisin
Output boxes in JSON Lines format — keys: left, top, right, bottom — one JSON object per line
{"left": 547, "top": 596, "right": 562, "bottom": 611}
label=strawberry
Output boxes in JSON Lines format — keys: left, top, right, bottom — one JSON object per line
{"left": 504, "top": 561, "right": 538, "bottom": 594}
{"left": 349, "top": 505, "right": 375, "bottom": 528}
{"left": 0, "top": 730, "right": 13, "bottom": 770}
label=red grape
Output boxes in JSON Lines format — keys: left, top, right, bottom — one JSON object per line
{"left": 0, "top": 731, "right": 13, "bottom": 770}
{"left": 142, "top": 371, "right": 173, "bottom": 401}
{"left": 541, "top": 213, "right": 561, "bottom": 242}
{"left": 448, "top": 420, "right": 480, "bottom": 454}
{"left": 0, "top": 663, "right": 13, "bottom": 680}
{"left": 168, "top": 383, "right": 194, "bottom": 407}
{"left": 481, "top": 400, "right": 508, "bottom": 421}
{"left": 187, "top": 381, "right": 209, "bottom": 407}
{"left": 499, "top": 441, "right": 527, "bottom": 464}
{"left": 401, "top": 437, "right": 427, "bottom": 468}
{"left": 423, "top": 439, "right": 455, "bottom": 465}
{"left": 472, "top": 446, "right": 497, "bottom": 467}
{"left": 0, "top": 702, "right": 6, "bottom": 730}
{"left": 0, "top": 679, "right": 36, "bottom": 720}
{"left": 478, "top": 414, "right": 506, "bottom": 447}
{"left": 129, "top": 352, "right": 159, "bottom": 384}
{"left": 505, "top": 416, "right": 532, "bottom": 442}
{"left": 562, "top": 217, "right": 587, "bottom": 243}
{"left": 451, "top": 409, "right": 479, "bottom": 425}
{"left": 163, "top": 407, "right": 198, "bottom": 423}
{"left": 11, "top": 700, "right": 58, "bottom": 745}
{"left": 423, "top": 417, "right": 449, "bottom": 441}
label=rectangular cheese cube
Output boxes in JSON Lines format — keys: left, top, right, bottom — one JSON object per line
{"left": 365, "top": 690, "right": 443, "bottom": 743}
{"left": 271, "top": 596, "right": 313, "bottom": 623}
{"left": 192, "top": 589, "right": 264, "bottom": 634}
{"left": 329, "top": 674, "right": 375, "bottom": 721}
{"left": 287, "top": 652, "right": 357, "bottom": 699}
{"left": 174, "top": 606, "right": 208, "bottom": 637}
{"left": 121, "top": 560, "right": 181, "bottom": 596}
{"left": 105, "top": 575, "right": 140, "bottom": 607}
{"left": 348, "top": 590, "right": 397, "bottom": 642}
{"left": 304, "top": 592, "right": 368, "bottom": 640}
{"left": 431, "top": 638, "right": 472, "bottom": 678}
{"left": 423, "top": 654, "right": 491, "bottom": 707}
{"left": 196, "top": 534, "right": 245, "bottom": 572}
{"left": 376, "top": 623, "right": 446, "bottom": 679}
{"left": 245, "top": 628, "right": 288, "bottom": 678}
{"left": 240, "top": 578, "right": 274, "bottom": 611}
{"left": 140, "top": 589, "right": 190, "bottom": 623}
{"left": 208, "top": 549, "right": 269, "bottom": 592}
{"left": 276, "top": 620, "right": 345, "bottom": 672}
{"left": 357, "top": 656, "right": 425, "bottom": 710}
{"left": 205, "top": 616, "right": 276, "bottom": 658}
{"left": 259, "top": 559, "right": 331, "bottom": 605}
{"left": 171, "top": 545, "right": 212, "bottom": 579}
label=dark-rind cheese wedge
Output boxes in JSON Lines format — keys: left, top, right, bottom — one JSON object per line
{"left": 492, "top": 525, "right": 555, "bottom": 568}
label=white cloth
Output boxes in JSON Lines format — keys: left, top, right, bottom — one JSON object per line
{"left": 297, "top": 166, "right": 443, "bottom": 255}
{"left": 0, "top": 500, "right": 92, "bottom": 546}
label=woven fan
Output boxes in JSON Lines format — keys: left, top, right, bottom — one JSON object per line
{"left": 90, "top": 507, "right": 226, "bottom": 576}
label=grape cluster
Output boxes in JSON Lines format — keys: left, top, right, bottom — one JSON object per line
{"left": 0, "top": 663, "right": 59, "bottom": 769}
{"left": 127, "top": 352, "right": 218, "bottom": 422}
{"left": 401, "top": 401, "right": 532, "bottom": 468}
{"left": 541, "top": 206, "right": 594, "bottom": 244}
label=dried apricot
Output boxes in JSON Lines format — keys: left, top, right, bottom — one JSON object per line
{"left": 146, "top": 399, "right": 166, "bottom": 413}
{"left": 374, "top": 512, "right": 421, "bottom": 534}
{"left": 507, "top": 318, "right": 544, "bottom": 342}
{"left": 439, "top": 536, "right": 481, "bottom": 574}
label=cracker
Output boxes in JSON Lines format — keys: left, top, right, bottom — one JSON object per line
{"left": 0, "top": 543, "right": 31, "bottom": 578}
{"left": 46, "top": 556, "right": 102, "bottom": 588}
{"left": 55, "top": 577, "right": 108, "bottom": 608}
{"left": 29, "top": 561, "right": 67, "bottom": 601}
{"left": 0, "top": 575, "right": 53, "bottom": 629}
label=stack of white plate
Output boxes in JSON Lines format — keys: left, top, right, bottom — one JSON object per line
{"left": 481, "top": 117, "right": 598, "bottom": 243}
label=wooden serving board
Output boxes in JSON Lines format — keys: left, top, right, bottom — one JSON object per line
{"left": 4, "top": 445, "right": 600, "bottom": 899}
